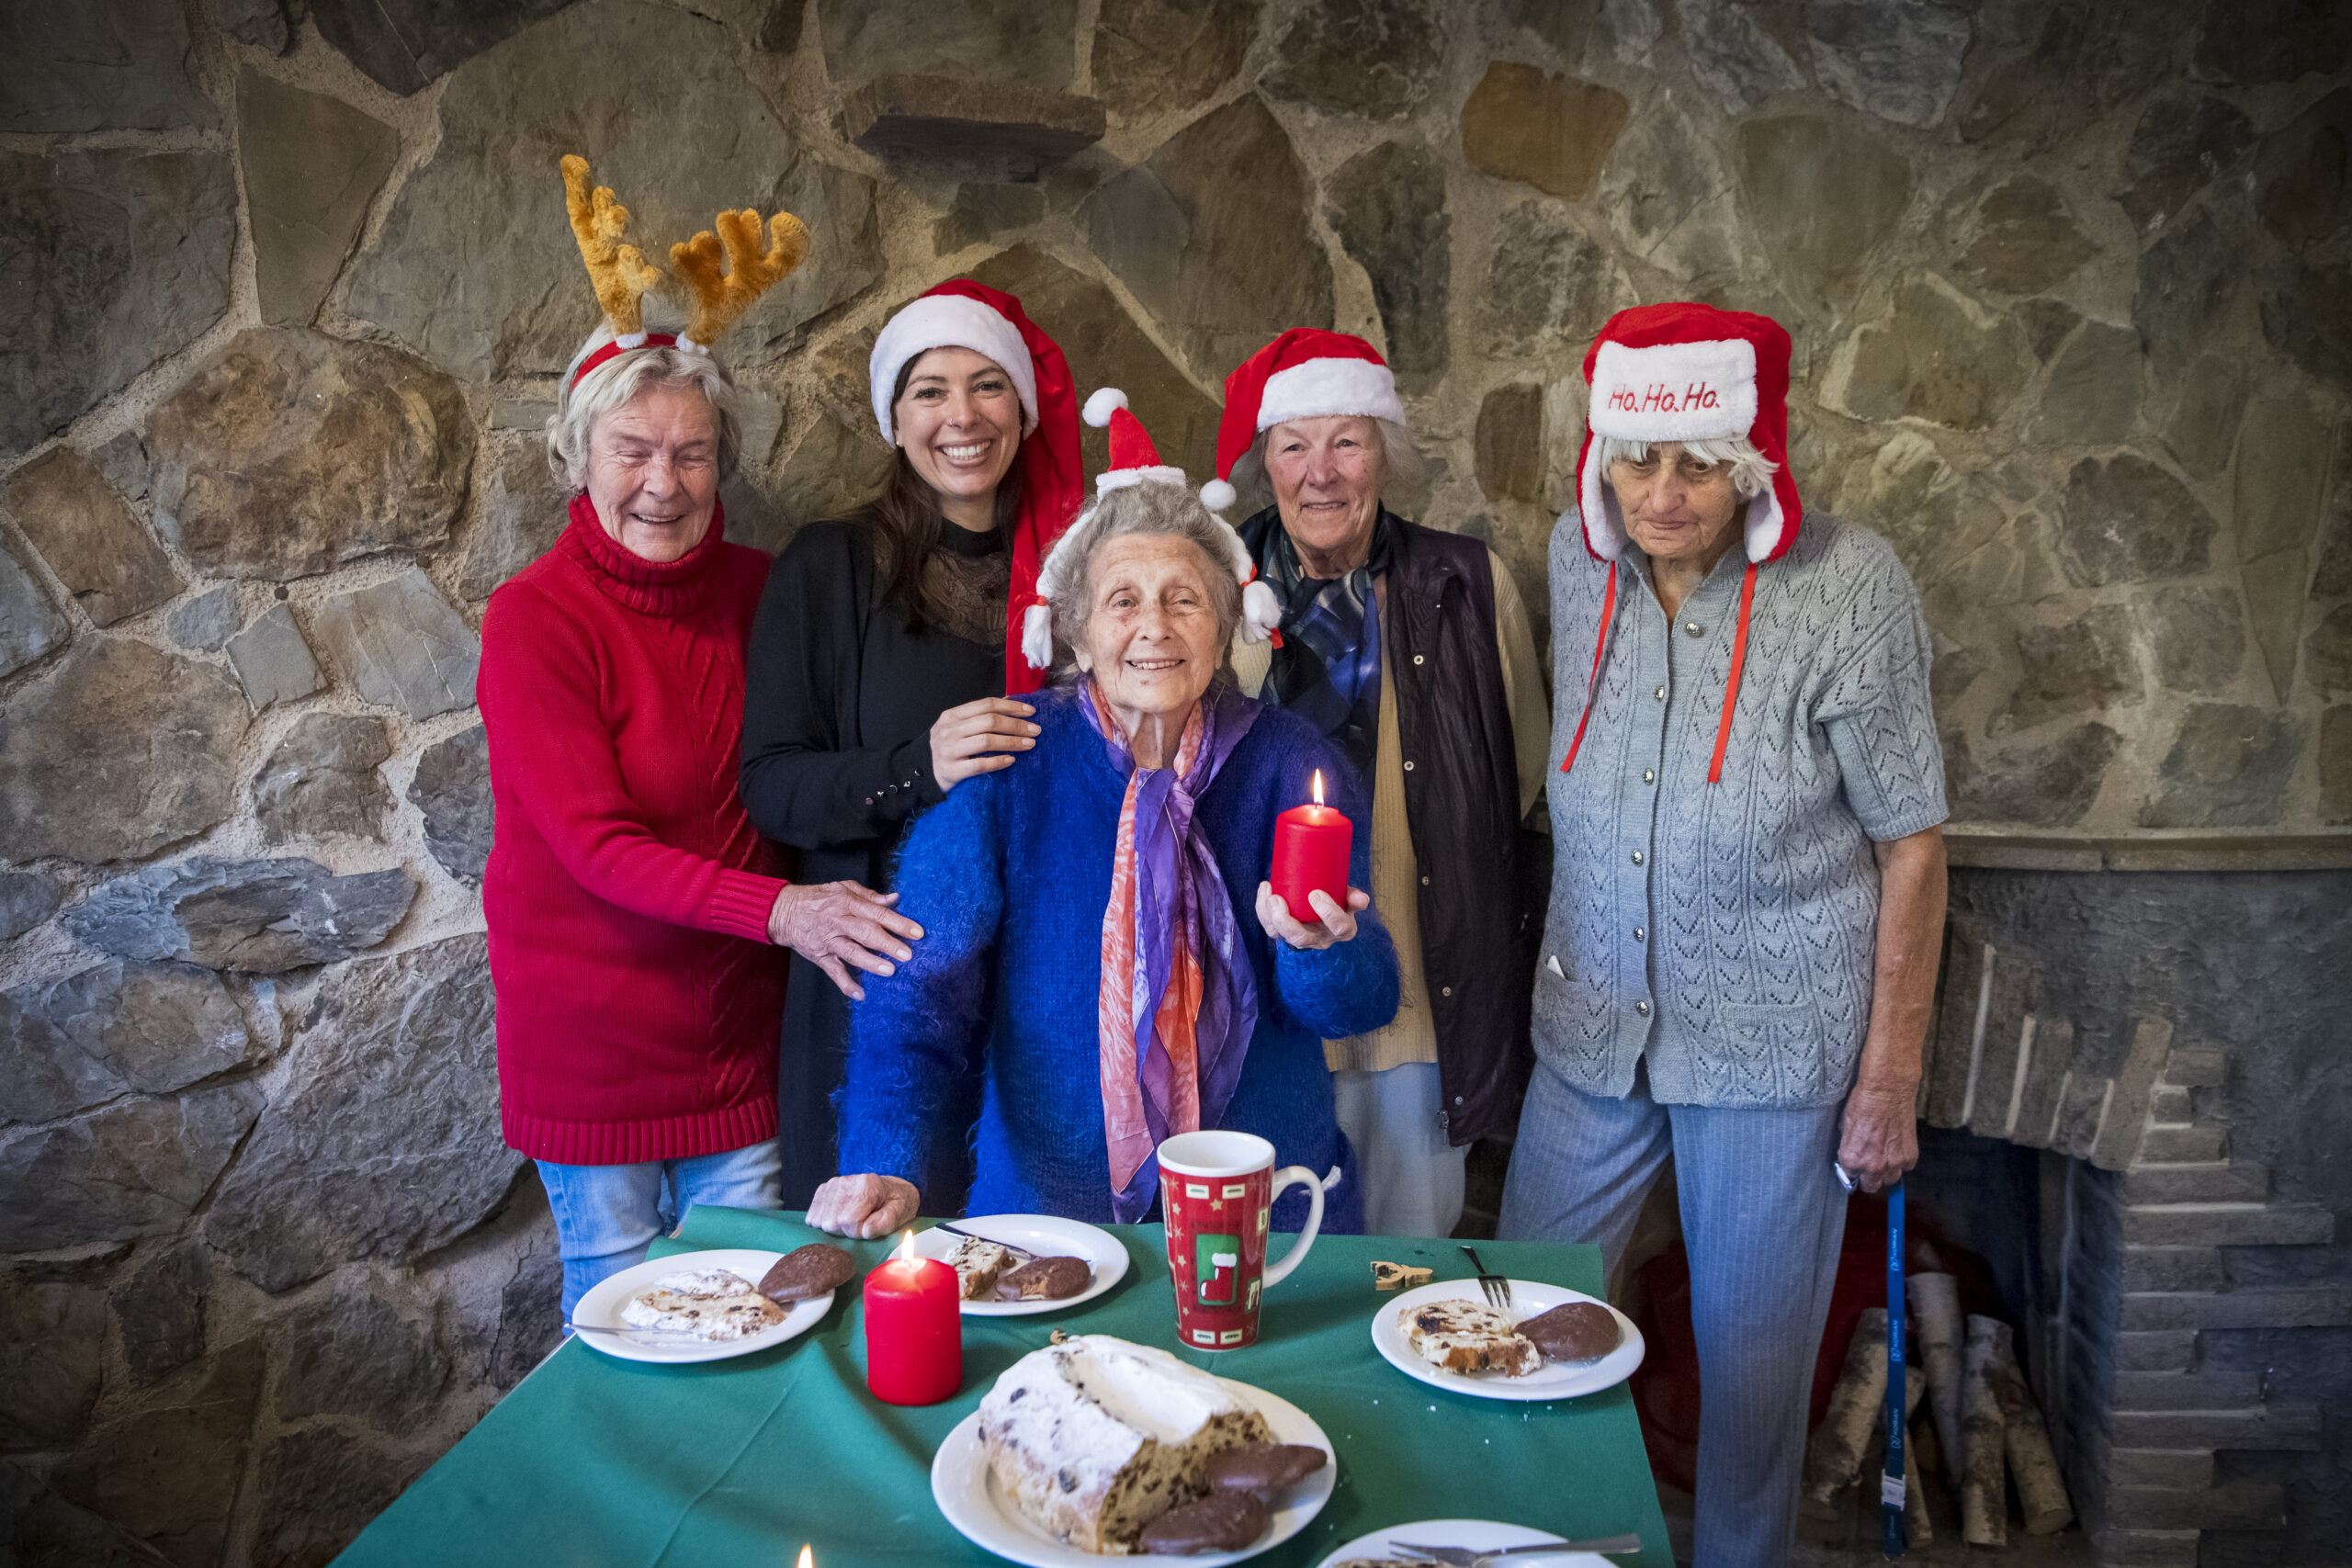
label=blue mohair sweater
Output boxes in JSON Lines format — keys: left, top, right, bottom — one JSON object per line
{"left": 837, "top": 687, "right": 1400, "bottom": 1232}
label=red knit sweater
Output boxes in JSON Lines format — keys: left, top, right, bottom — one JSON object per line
{"left": 479, "top": 499, "right": 788, "bottom": 1164}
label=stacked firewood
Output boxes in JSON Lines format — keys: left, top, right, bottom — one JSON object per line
{"left": 1799, "top": 1274, "right": 2073, "bottom": 1544}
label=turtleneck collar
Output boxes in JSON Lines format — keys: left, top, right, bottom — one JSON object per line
{"left": 557, "top": 493, "right": 730, "bottom": 616}
{"left": 938, "top": 519, "right": 1006, "bottom": 558}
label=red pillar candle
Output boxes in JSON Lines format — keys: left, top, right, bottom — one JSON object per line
{"left": 863, "top": 1232, "right": 961, "bottom": 1406}
{"left": 1270, "top": 769, "right": 1352, "bottom": 923}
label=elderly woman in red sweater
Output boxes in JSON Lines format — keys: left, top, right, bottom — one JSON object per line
{"left": 480, "top": 312, "right": 922, "bottom": 1318}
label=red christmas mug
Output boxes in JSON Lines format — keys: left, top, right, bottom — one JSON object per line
{"left": 1158, "top": 1131, "right": 1327, "bottom": 1350}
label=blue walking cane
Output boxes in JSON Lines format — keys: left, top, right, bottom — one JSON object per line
{"left": 1882, "top": 1179, "right": 1907, "bottom": 1557}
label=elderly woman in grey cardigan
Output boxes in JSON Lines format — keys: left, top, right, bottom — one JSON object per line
{"left": 1504, "top": 304, "right": 1947, "bottom": 1568}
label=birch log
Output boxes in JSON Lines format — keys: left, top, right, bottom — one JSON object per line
{"left": 1909, "top": 1271, "right": 1966, "bottom": 1478}
{"left": 1801, "top": 1307, "right": 1888, "bottom": 1519}
{"left": 1962, "top": 1314, "right": 2009, "bottom": 1547}
{"left": 1904, "top": 1423, "right": 1936, "bottom": 1545}
{"left": 1990, "top": 1332, "right": 2074, "bottom": 1534}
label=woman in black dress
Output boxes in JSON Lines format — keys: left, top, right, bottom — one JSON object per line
{"left": 741, "top": 281, "right": 1084, "bottom": 1208}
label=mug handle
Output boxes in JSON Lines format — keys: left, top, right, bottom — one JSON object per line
{"left": 1260, "top": 1165, "right": 1327, "bottom": 1290}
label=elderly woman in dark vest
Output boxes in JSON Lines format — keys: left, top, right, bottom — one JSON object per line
{"left": 1204, "top": 331, "right": 1551, "bottom": 1238}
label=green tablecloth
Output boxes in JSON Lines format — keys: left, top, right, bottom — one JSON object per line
{"left": 335, "top": 1208, "right": 1669, "bottom": 1568}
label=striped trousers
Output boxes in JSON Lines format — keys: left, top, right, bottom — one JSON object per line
{"left": 1499, "top": 1060, "right": 1849, "bottom": 1568}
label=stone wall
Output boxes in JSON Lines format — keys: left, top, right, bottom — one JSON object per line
{"left": 2, "top": 1, "right": 2348, "bottom": 1563}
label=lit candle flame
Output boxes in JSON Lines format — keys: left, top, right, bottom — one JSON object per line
{"left": 895, "top": 1228, "right": 916, "bottom": 1262}
{"left": 1311, "top": 768, "right": 1325, "bottom": 807}
{"left": 796, "top": 1546, "right": 813, "bottom": 1568}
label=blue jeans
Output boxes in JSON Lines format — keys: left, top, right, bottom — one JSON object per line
{"left": 537, "top": 1140, "right": 783, "bottom": 1318}
{"left": 1499, "top": 1061, "right": 1848, "bottom": 1568}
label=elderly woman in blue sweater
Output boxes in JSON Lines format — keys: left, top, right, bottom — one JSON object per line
{"left": 807, "top": 396, "right": 1398, "bottom": 1239}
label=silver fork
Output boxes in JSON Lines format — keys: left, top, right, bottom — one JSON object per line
{"left": 1460, "top": 1245, "right": 1512, "bottom": 1310}
{"left": 1391, "top": 1534, "right": 1645, "bottom": 1564}
{"left": 934, "top": 1222, "right": 1038, "bottom": 1259}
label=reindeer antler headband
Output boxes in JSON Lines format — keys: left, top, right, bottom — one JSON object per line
{"left": 560, "top": 154, "right": 812, "bottom": 384}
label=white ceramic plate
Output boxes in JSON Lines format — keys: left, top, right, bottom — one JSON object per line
{"left": 1314, "top": 1518, "right": 1619, "bottom": 1567}
{"left": 1370, "top": 1280, "right": 1645, "bottom": 1403}
{"left": 570, "top": 1249, "right": 833, "bottom": 1365}
{"left": 932, "top": 1378, "right": 1335, "bottom": 1568}
{"left": 910, "top": 1214, "right": 1131, "bottom": 1316}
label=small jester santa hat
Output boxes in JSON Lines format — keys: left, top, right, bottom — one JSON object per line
{"left": 1022, "top": 390, "right": 1283, "bottom": 672}
{"left": 869, "top": 281, "right": 1086, "bottom": 695}
{"left": 1575, "top": 301, "right": 1801, "bottom": 564}
{"left": 1207, "top": 329, "right": 1407, "bottom": 512}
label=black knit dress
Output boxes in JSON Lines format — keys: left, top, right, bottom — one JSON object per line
{"left": 739, "top": 517, "right": 1006, "bottom": 1209}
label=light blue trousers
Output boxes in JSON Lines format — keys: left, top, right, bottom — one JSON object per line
{"left": 1499, "top": 1061, "right": 1848, "bottom": 1568}
{"left": 537, "top": 1140, "right": 783, "bottom": 1318}
{"left": 1334, "top": 1062, "right": 1469, "bottom": 1238}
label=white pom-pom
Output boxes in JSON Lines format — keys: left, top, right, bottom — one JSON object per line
{"left": 1082, "top": 388, "right": 1129, "bottom": 428}
{"left": 1200, "top": 478, "right": 1237, "bottom": 513}
{"left": 1021, "top": 603, "right": 1056, "bottom": 670}
{"left": 1241, "top": 579, "right": 1282, "bottom": 644}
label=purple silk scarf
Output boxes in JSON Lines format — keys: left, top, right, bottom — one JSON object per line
{"left": 1081, "top": 680, "right": 1261, "bottom": 1222}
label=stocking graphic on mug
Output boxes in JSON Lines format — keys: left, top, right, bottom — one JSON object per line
{"left": 1157, "top": 1130, "right": 1329, "bottom": 1349}
{"left": 1195, "top": 1235, "right": 1241, "bottom": 1305}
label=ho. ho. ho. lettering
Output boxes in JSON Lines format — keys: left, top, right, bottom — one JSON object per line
{"left": 1602, "top": 380, "right": 1723, "bottom": 415}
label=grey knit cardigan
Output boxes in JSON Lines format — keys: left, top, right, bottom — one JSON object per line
{"left": 1535, "top": 508, "right": 1947, "bottom": 1110}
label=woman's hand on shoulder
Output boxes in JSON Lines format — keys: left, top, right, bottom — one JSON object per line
{"left": 807, "top": 1173, "right": 920, "bottom": 1238}
{"left": 1253, "top": 882, "right": 1370, "bottom": 951}
{"left": 767, "top": 882, "right": 924, "bottom": 1001}
{"left": 930, "top": 697, "right": 1039, "bottom": 791}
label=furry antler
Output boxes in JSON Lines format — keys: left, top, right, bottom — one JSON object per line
{"left": 671, "top": 207, "right": 811, "bottom": 351}
{"left": 561, "top": 154, "right": 662, "bottom": 341}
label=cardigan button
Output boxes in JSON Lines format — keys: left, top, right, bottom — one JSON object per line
{"left": 1643, "top": 769, "right": 1656, "bottom": 784}
{"left": 1634, "top": 926, "right": 1646, "bottom": 942}
{"left": 1420, "top": 874, "right": 1430, "bottom": 886}
{"left": 1654, "top": 684, "right": 1667, "bottom": 701}
{"left": 1631, "top": 850, "right": 1645, "bottom": 865}
{"left": 1635, "top": 1000, "right": 1652, "bottom": 1016}
{"left": 1403, "top": 760, "right": 1415, "bottom": 772}
{"left": 1685, "top": 621, "right": 1704, "bottom": 637}
{"left": 1441, "top": 986, "right": 1453, "bottom": 997}
{"left": 1413, "top": 654, "right": 1425, "bottom": 665}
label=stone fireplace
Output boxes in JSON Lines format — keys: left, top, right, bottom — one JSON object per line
{"left": 1917, "top": 840, "right": 2352, "bottom": 1568}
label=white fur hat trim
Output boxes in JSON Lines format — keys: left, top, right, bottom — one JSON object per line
{"left": 1257, "top": 355, "right": 1404, "bottom": 431}
{"left": 869, "top": 294, "right": 1037, "bottom": 443}
{"left": 1096, "top": 465, "right": 1188, "bottom": 494}
{"left": 1587, "top": 339, "right": 1758, "bottom": 443}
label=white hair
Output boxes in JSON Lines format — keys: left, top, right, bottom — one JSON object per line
{"left": 1046, "top": 482, "right": 1244, "bottom": 675}
{"left": 1597, "top": 434, "right": 1776, "bottom": 499}
{"left": 546, "top": 325, "right": 743, "bottom": 492}
{"left": 1224, "top": 416, "right": 1423, "bottom": 515}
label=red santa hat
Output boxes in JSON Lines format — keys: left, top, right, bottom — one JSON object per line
{"left": 1022, "top": 389, "right": 1283, "bottom": 672}
{"left": 1573, "top": 301, "right": 1801, "bottom": 564}
{"left": 1206, "top": 329, "right": 1407, "bottom": 513}
{"left": 1558, "top": 303, "right": 1804, "bottom": 786}
{"left": 869, "top": 280, "right": 1084, "bottom": 695}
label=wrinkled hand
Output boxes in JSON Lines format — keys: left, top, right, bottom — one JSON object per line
{"left": 766, "top": 882, "right": 923, "bottom": 1001}
{"left": 1837, "top": 1080, "right": 1920, "bottom": 1193}
{"left": 1253, "top": 883, "right": 1369, "bottom": 951}
{"left": 931, "top": 697, "right": 1038, "bottom": 791}
{"left": 807, "top": 1172, "right": 920, "bottom": 1239}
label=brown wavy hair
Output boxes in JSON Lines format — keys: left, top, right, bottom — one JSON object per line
{"left": 859, "top": 358, "right": 1025, "bottom": 636}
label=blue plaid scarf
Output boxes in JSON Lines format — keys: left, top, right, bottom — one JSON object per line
{"left": 1245, "top": 508, "right": 1391, "bottom": 780}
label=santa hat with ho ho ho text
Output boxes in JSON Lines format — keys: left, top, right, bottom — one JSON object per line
{"left": 1022, "top": 389, "right": 1283, "bottom": 674}
{"left": 1206, "top": 329, "right": 1408, "bottom": 513}
{"left": 1572, "top": 301, "right": 1802, "bottom": 564}
{"left": 1558, "top": 302, "right": 1805, "bottom": 785}
{"left": 559, "top": 153, "right": 810, "bottom": 388}
{"left": 868, "top": 281, "right": 1086, "bottom": 696}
